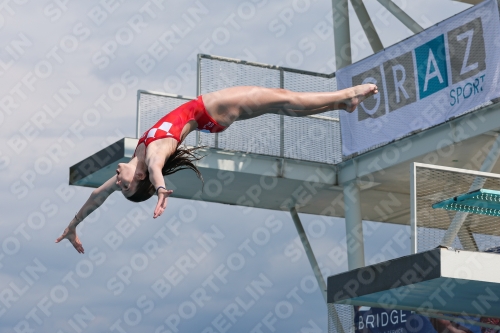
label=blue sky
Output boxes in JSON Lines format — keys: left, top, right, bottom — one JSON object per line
{"left": 0, "top": 1, "right": 471, "bottom": 332}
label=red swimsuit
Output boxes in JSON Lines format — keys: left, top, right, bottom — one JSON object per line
{"left": 137, "top": 96, "right": 226, "bottom": 148}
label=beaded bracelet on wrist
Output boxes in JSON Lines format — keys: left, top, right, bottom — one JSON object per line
{"left": 156, "top": 186, "right": 167, "bottom": 195}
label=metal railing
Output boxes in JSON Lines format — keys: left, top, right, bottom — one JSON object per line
{"left": 197, "top": 54, "right": 343, "bottom": 164}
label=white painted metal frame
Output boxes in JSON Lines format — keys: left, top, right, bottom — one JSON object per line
{"left": 332, "top": 0, "right": 483, "bottom": 70}
{"left": 332, "top": 0, "right": 352, "bottom": 70}
{"left": 343, "top": 179, "right": 365, "bottom": 269}
{"left": 197, "top": 54, "right": 202, "bottom": 146}
{"left": 410, "top": 162, "right": 500, "bottom": 254}
{"left": 376, "top": 0, "right": 424, "bottom": 34}
{"left": 350, "top": 0, "right": 384, "bottom": 53}
{"left": 410, "top": 163, "right": 418, "bottom": 254}
{"left": 441, "top": 134, "right": 500, "bottom": 248}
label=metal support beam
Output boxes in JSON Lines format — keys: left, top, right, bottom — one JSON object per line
{"left": 332, "top": 0, "right": 352, "bottom": 69}
{"left": 196, "top": 54, "right": 201, "bottom": 147}
{"left": 290, "top": 207, "right": 327, "bottom": 301}
{"left": 440, "top": 135, "right": 500, "bottom": 248}
{"left": 376, "top": 0, "right": 424, "bottom": 34}
{"left": 279, "top": 69, "right": 285, "bottom": 158}
{"left": 458, "top": 226, "right": 479, "bottom": 251}
{"left": 410, "top": 163, "right": 417, "bottom": 254}
{"left": 289, "top": 207, "right": 345, "bottom": 333}
{"left": 136, "top": 91, "right": 141, "bottom": 139}
{"left": 350, "top": 0, "right": 384, "bottom": 53}
{"left": 343, "top": 179, "right": 365, "bottom": 269}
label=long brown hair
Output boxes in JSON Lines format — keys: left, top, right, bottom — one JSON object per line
{"left": 126, "top": 146, "right": 204, "bottom": 203}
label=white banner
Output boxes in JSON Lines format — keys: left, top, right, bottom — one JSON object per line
{"left": 337, "top": 0, "right": 500, "bottom": 157}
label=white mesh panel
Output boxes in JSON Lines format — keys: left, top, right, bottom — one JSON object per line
{"left": 200, "top": 56, "right": 281, "bottom": 155}
{"left": 328, "top": 303, "right": 354, "bottom": 333}
{"left": 219, "top": 115, "right": 281, "bottom": 155}
{"left": 137, "top": 92, "right": 197, "bottom": 147}
{"left": 199, "top": 57, "right": 280, "bottom": 93}
{"left": 283, "top": 71, "right": 342, "bottom": 164}
{"left": 415, "top": 165, "right": 500, "bottom": 253}
{"left": 284, "top": 117, "right": 341, "bottom": 164}
{"left": 199, "top": 55, "right": 342, "bottom": 162}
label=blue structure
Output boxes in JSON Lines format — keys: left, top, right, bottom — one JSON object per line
{"left": 433, "top": 189, "right": 500, "bottom": 217}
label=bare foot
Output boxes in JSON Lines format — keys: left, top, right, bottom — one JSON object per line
{"left": 341, "top": 84, "right": 379, "bottom": 112}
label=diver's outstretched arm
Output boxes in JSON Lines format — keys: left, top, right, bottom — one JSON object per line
{"left": 55, "top": 176, "right": 119, "bottom": 253}
{"left": 147, "top": 158, "right": 173, "bottom": 219}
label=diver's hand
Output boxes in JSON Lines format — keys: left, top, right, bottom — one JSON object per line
{"left": 55, "top": 224, "right": 84, "bottom": 254}
{"left": 154, "top": 188, "right": 173, "bottom": 218}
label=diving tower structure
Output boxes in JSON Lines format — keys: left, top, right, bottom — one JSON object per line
{"left": 70, "top": 55, "right": 500, "bottom": 331}
{"left": 69, "top": 0, "right": 500, "bottom": 331}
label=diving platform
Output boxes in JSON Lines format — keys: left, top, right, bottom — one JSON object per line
{"left": 69, "top": 137, "right": 344, "bottom": 215}
{"left": 70, "top": 99, "right": 500, "bottom": 224}
{"left": 328, "top": 247, "right": 500, "bottom": 318}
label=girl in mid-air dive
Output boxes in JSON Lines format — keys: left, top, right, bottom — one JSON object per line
{"left": 56, "top": 84, "right": 378, "bottom": 253}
